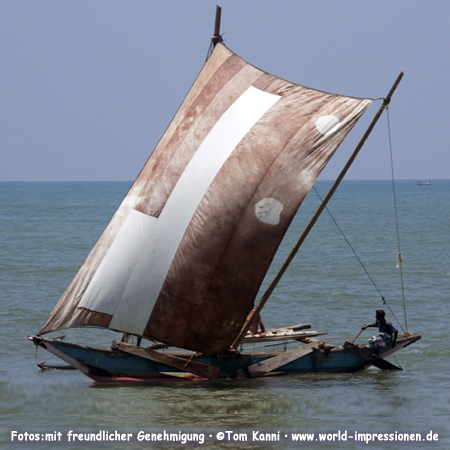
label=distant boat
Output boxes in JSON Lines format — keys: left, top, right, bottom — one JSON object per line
{"left": 417, "top": 180, "right": 431, "bottom": 185}
{"left": 29, "top": 7, "right": 420, "bottom": 382}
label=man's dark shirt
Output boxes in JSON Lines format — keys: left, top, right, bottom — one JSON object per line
{"left": 368, "top": 319, "right": 397, "bottom": 336}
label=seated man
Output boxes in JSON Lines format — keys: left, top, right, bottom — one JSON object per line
{"left": 361, "top": 309, "right": 398, "bottom": 351}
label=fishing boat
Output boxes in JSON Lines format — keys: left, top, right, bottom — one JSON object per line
{"left": 417, "top": 180, "right": 431, "bottom": 186}
{"left": 30, "top": 7, "right": 420, "bottom": 382}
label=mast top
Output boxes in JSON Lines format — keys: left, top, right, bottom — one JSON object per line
{"left": 211, "top": 5, "right": 223, "bottom": 47}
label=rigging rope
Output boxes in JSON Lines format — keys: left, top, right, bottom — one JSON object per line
{"left": 313, "top": 184, "right": 406, "bottom": 334}
{"left": 312, "top": 186, "right": 383, "bottom": 298}
{"left": 308, "top": 100, "right": 409, "bottom": 335}
{"left": 386, "top": 107, "right": 408, "bottom": 332}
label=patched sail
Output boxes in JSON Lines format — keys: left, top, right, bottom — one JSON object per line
{"left": 39, "top": 43, "right": 372, "bottom": 354}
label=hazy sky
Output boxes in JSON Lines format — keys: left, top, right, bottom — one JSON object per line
{"left": 1, "top": 1, "right": 449, "bottom": 181}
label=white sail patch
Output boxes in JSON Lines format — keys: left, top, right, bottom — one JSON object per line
{"left": 78, "top": 210, "right": 158, "bottom": 315}
{"left": 79, "top": 86, "right": 281, "bottom": 335}
{"left": 255, "top": 198, "right": 283, "bottom": 225}
{"left": 315, "top": 115, "right": 340, "bottom": 136}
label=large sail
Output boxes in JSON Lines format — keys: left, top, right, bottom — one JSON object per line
{"left": 39, "top": 43, "right": 372, "bottom": 354}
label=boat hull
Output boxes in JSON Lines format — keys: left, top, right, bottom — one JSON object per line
{"left": 30, "top": 334, "right": 421, "bottom": 383}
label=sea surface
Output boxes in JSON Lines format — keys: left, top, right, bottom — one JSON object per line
{"left": 1, "top": 180, "right": 449, "bottom": 449}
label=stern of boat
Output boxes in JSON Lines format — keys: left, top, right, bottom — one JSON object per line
{"left": 381, "top": 332, "right": 422, "bottom": 357}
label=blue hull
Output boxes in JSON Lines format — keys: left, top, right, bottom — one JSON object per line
{"left": 30, "top": 333, "right": 421, "bottom": 383}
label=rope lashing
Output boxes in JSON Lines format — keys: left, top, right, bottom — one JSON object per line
{"left": 312, "top": 187, "right": 406, "bottom": 334}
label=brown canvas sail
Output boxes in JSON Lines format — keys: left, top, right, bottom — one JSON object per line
{"left": 39, "top": 43, "right": 372, "bottom": 354}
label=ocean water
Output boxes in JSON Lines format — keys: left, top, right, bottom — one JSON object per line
{"left": 1, "top": 180, "right": 449, "bottom": 449}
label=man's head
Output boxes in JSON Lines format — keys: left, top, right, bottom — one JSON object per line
{"left": 376, "top": 309, "right": 386, "bottom": 320}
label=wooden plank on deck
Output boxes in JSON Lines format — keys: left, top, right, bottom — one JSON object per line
{"left": 242, "top": 330, "right": 327, "bottom": 344}
{"left": 114, "top": 341, "right": 220, "bottom": 380}
{"left": 236, "top": 343, "right": 317, "bottom": 378}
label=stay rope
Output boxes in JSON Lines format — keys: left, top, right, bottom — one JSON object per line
{"left": 313, "top": 185, "right": 405, "bottom": 334}
{"left": 312, "top": 104, "right": 408, "bottom": 334}
{"left": 312, "top": 186, "right": 382, "bottom": 298}
{"left": 386, "top": 107, "right": 408, "bottom": 333}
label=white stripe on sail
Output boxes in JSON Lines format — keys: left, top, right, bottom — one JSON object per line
{"left": 79, "top": 86, "right": 281, "bottom": 335}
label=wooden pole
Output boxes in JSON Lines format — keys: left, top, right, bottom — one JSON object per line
{"left": 232, "top": 72, "right": 404, "bottom": 348}
{"left": 211, "top": 5, "right": 222, "bottom": 47}
{"left": 351, "top": 329, "right": 363, "bottom": 344}
{"left": 206, "top": 5, "right": 222, "bottom": 61}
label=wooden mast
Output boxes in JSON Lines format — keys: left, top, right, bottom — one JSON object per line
{"left": 232, "top": 72, "right": 405, "bottom": 348}
{"left": 212, "top": 5, "right": 222, "bottom": 46}
{"left": 206, "top": 5, "right": 222, "bottom": 60}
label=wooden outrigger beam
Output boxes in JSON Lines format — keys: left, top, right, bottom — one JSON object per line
{"left": 344, "top": 342, "right": 402, "bottom": 371}
{"left": 114, "top": 341, "right": 220, "bottom": 380}
{"left": 232, "top": 72, "right": 405, "bottom": 348}
{"left": 236, "top": 342, "right": 317, "bottom": 378}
